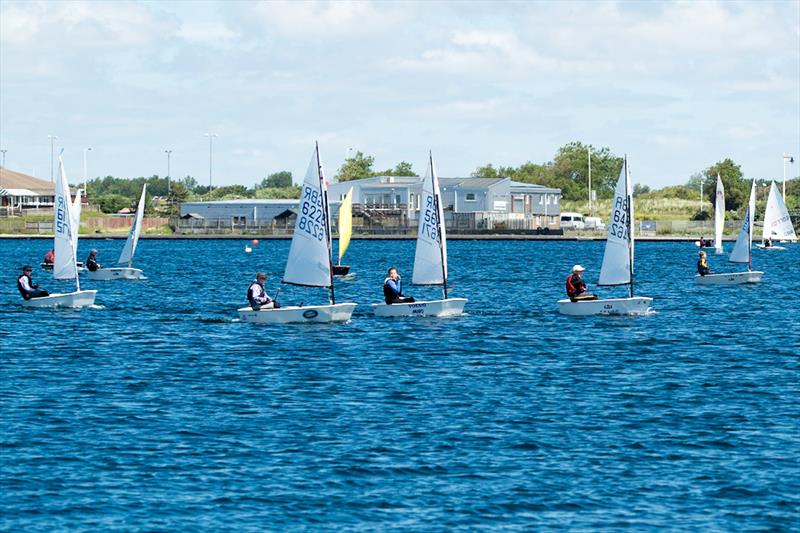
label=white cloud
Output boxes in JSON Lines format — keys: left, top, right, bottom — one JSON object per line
{"left": 177, "top": 21, "right": 239, "bottom": 44}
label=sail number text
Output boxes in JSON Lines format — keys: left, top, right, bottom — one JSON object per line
{"left": 55, "top": 196, "right": 68, "bottom": 235}
{"left": 298, "top": 185, "right": 325, "bottom": 241}
{"left": 420, "top": 195, "right": 440, "bottom": 242}
{"left": 610, "top": 196, "right": 629, "bottom": 240}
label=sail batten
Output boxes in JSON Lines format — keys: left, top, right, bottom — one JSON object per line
{"left": 282, "top": 146, "right": 333, "bottom": 288}
{"left": 714, "top": 174, "right": 725, "bottom": 253}
{"left": 412, "top": 154, "right": 448, "bottom": 287}
{"left": 118, "top": 184, "right": 146, "bottom": 265}
{"left": 598, "top": 158, "right": 633, "bottom": 288}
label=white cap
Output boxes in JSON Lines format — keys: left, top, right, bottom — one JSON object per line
{"left": 572, "top": 264, "right": 586, "bottom": 272}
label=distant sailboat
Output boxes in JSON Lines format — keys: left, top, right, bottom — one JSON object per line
{"left": 238, "top": 143, "right": 357, "bottom": 324}
{"left": 332, "top": 186, "right": 353, "bottom": 277}
{"left": 756, "top": 181, "right": 796, "bottom": 249}
{"left": 23, "top": 155, "right": 97, "bottom": 308}
{"left": 696, "top": 179, "right": 763, "bottom": 285}
{"left": 87, "top": 184, "right": 147, "bottom": 280}
{"left": 714, "top": 174, "right": 725, "bottom": 254}
{"left": 372, "top": 152, "right": 467, "bottom": 318}
{"left": 558, "top": 156, "right": 653, "bottom": 316}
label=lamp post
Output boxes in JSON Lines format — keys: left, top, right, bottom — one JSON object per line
{"left": 783, "top": 153, "right": 795, "bottom": 201}
{"left": 587, "top": 146, "right": 592, "bottom": 214}
{"left": 0, "top": 149, "right": 6, "bottom": 168}
{"left": 83, "top": 147, "right": 92, "bottom": 196}
{"left": 205, "top": 133, "right": 217, "bottom": 201}
{"left": 700, "top": 178, "right": 703, "bottom": 214}
{"left": 48, "top": 135, "right": 58, "bottom": 182}
{"left": 165, "top": 149, "right": 172, "bottom": 196}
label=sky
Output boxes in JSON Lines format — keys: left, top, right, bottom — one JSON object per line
{"left": 1, "top": 0, "right": 798, "bottom": 189}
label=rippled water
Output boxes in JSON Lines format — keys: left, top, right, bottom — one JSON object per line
{"left": 1, "top": 238, "right": 798, "bottom": 531}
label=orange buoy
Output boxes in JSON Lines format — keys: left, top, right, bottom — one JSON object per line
{"left": 252, "top": 239, "right": 259, "bottom": 246}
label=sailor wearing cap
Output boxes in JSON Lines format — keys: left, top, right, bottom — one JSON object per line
{"left": 565, "top": 264, "right": 595, "bottom": 301}
{"left": 17, "top": 265, "right": 49, "bottom": 300}
{"left": 86, "top": 249, "right": 102, "bottom": 272}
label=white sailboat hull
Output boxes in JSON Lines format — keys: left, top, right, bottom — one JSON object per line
{"left": 372, "top": 298, "right": 467, "bottom": 318}
{"left": 87, "top": 267, "right": 146, "bottom": 280}
{"left": 238, "top": 302, "right": 357, "bottom": 324}
{"left": 695, "top": 271, "right": 763, "bottom": 285}
{"left": 755, "top": 244, "right": 787, "bottom": 251}
{"left": 557, "top": 296, "right": 653, "bottom": 316}
{"left": 21, "top": 290, "right": 97, "bottom": 309}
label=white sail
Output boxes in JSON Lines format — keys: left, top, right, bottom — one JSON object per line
{"left": 762, "top": 181, "right": 797, "bottom": 242}
{"left": 118, "top": 184, "right": 147, "bottom": 265}
{"left": 53, "top": 156, "right": 78, "bottom": 282}
{"left": 283, "top": 145, "right": 332, "bottom": 288}
{"left": 714, "top": 174, "right": 725, "bottom": 253}
{"left": 598, "top": 158, "right": 633, "bottom": 286}
{"left": 412, "top": 153, "right": 448, "bottom": 286}
{"left": 730, "top": 180, "right": 756, "bottom": 264}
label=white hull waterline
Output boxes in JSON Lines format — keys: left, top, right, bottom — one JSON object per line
{"left": 372, "top": 298, "right": 467, "bottom": 318}
{"left": 21, "top": 290, "right": 97, "bottom": 309}
{"left": 238, "top": 302, "right": 357, "bottom": 324}
{"left": 557, "top": 296, "right": 653, "bottom": 316}
{"left": 755, "top": 244, "right": 787, "bottom": 251}
{"left": 87, "top": 267, "right": 146, "bottom": 281}
{"left": 695, "top": 271, "right": 763, "bottom": 285}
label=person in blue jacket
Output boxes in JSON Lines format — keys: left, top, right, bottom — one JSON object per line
{"left": 383, "top": 267, "right": 415, "bottom": 304}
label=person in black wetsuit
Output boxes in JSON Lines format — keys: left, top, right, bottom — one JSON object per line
{"left": 697, "top": 250, "right": 711, "bottom": 276}
{"left": 383, "top": 267, "right": 415, "bottom": 304}
{"left": 86, "top": 249, "right": 101, "bottom": 272}
{"left": 17, "top": 265, "right": 49, "bottom": 300}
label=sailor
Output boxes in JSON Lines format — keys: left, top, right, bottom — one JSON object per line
{"left": 17, "top": 265, "right": 49, "bottom": 300}
{"left": 383, "top": 267, "right": 415, "bottom": 304}
{"left": 565, "top": 264, "right": 596, "bottom": 301}
{"left": 764, "top": 237, "right": 773, "bottom": 248}
{"left": 86, "top": 249, "right": 101, "bottom": 272}
{"left": 697, "top": 250, "right": 711, "bottom": 276}
{"left": 43, "top": 249, "right": 54, "bottom": 265}
{"left": 699, "top": 236, "right": 708, "bottom": 247}
{"left": 247, "top": 272, "right": 276, "bottom": 310}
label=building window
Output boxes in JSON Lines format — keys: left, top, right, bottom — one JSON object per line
{"left": 465, "top": 193, "right": 476, "bottom": 202}
{"left": 233, "top": 216, "right": 246, "bottom": 226}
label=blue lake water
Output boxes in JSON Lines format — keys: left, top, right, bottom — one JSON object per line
{"left": 1, "top": 238, "right": 798, "bottom": 531}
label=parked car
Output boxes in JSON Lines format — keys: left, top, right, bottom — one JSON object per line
{"left": 584, "top": 216, "right": 606, "bottom": 230}
{"left": 560, "top": 212, "right": 585, "bottom": 230}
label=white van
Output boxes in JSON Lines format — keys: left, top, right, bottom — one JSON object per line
{"left": 584, "top": 216, "right": 606, "bottom": 231}
{"left": 560, "top": 212, "right": 585, "bottom": 230}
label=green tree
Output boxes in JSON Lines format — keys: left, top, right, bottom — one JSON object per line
{"left": 391, "top": 161, "right": 416, "bottom": 176}
{"left": 96, "top": 194, "right": 131, "bottom": 214}
{"left": 335, "top": 151, "right": 375, "bottom": 181}
{"left": 552, "top": 142, "right": 623, "bottom": 201}
{"left": 702, "top": 158, "right": 747, "bottom": 211}
{"left": 259, "top": 171, "right": 293, "bottom": 188}
{"left": 254, "top": 186, "right": 302, "bottom": 199}
{"left": 210, "top": 185, "right": 252, "bottom": 200}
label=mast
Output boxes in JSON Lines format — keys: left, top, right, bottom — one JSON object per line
{"left": 625, "top": 156, "right": 633, "bottom": 298}
{"left": 430, "top": 151, "right": 448, "bottom": 299}
{"left": 317, "top": 142, "right": 336, "bottom": 304}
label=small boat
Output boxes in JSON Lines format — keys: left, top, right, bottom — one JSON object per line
{"left": 23, "top": 154, "right": 97, "bottom": 308}
{"left": 755, "top": 181, "right": 795, "bottom": 250}
{"left": 372, "top": 152, "right": 467, "bottom": 318}
{"left": 696, "top": 180, "right": 763, "bottom": 285}
{"left": 558, "top": 156, "right": 652, "bottom": 316}
{"left": 238, "top": 143, "right": 357, "bottom": 324}
{"left": 87, "top": 184, "right": 147, "bottom": 280}
{"left": 333, "top": 186, "right": 354, "bottom": 277}
{"left": 713, "top": 173, "right": 725, "bottom": 254}
{"left": 245, "top": 245, "right": 252, "bottom": 253}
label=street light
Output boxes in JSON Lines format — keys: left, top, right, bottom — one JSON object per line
{"left": 83, "top": 147, "right": 92, "bottom": 195}
{"left": 205, "top": 133, "right": 217, "bottom": 201}
{"left": 587, "top": 146, "right": 592, "bottom": 214}
{"left": 48, "top": 135, "right": 58, "bottom": 182}
{"left": 783, "top": 153, "right": 795, "bottom": 201}
{"left": 165, "top": 149, "right": 172, "bottom": 196}
{"left": 0, "top": 149, "right": 7, "bottom": 168}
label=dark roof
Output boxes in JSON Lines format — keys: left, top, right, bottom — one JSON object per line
{"left": 0, "top": 168, "right": 55, "bottom": 195}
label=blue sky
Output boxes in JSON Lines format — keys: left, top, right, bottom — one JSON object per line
{"left": 1, "top": 0, "right": 798, "bottom": 189}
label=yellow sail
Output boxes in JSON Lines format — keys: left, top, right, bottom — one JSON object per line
{"left": 338, "top": 187, "right": 353, "bottom": 263}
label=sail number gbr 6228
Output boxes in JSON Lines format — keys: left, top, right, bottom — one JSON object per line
{"left": 298, "top": 185, "right": 325, "bottom": 241}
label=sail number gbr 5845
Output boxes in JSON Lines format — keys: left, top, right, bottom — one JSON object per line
{"left": 419, "top": 195, "right": 440, "bottom": 242}
{"left": 298, "top": 185, "right": 325, "bottom": 241}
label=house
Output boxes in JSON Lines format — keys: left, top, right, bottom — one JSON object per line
{"left": 179, "top": 199, "right": 300, "bottom": 226}
{"left": 0, "top": 168, "right": 56, "bottom": 215}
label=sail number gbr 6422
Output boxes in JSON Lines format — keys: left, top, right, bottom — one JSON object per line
{"left": 298, "top": 185, "right": 325, "bottom": 241}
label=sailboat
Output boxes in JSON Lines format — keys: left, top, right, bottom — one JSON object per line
{"left": 372, "top": 152, "right": 467, "bottom": 318}
{"left": 756, "top": 181, "right": 796, "bottom": 250}
{"left": 40, "top": 187, "right": 85, "bottom": 271}
{"left": 696, "top": 179, "right": 763, "bottom": 285}
{"left": 87, "top": 184, "right": 147, "bottom": 280}
{"left": 713, "top": 174, "right": 725, "bottom": 254}
{"left": 23, "top": 155, "right": 97, "bottom": 308}
{"left": 238, "top": 143, "right": 357, "bottom": 324}
{"left": 558, "top": 156, "right": 652, "bottom": 316}
{"left": 332, "top": 186, "right": 353, "bottom": 277}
